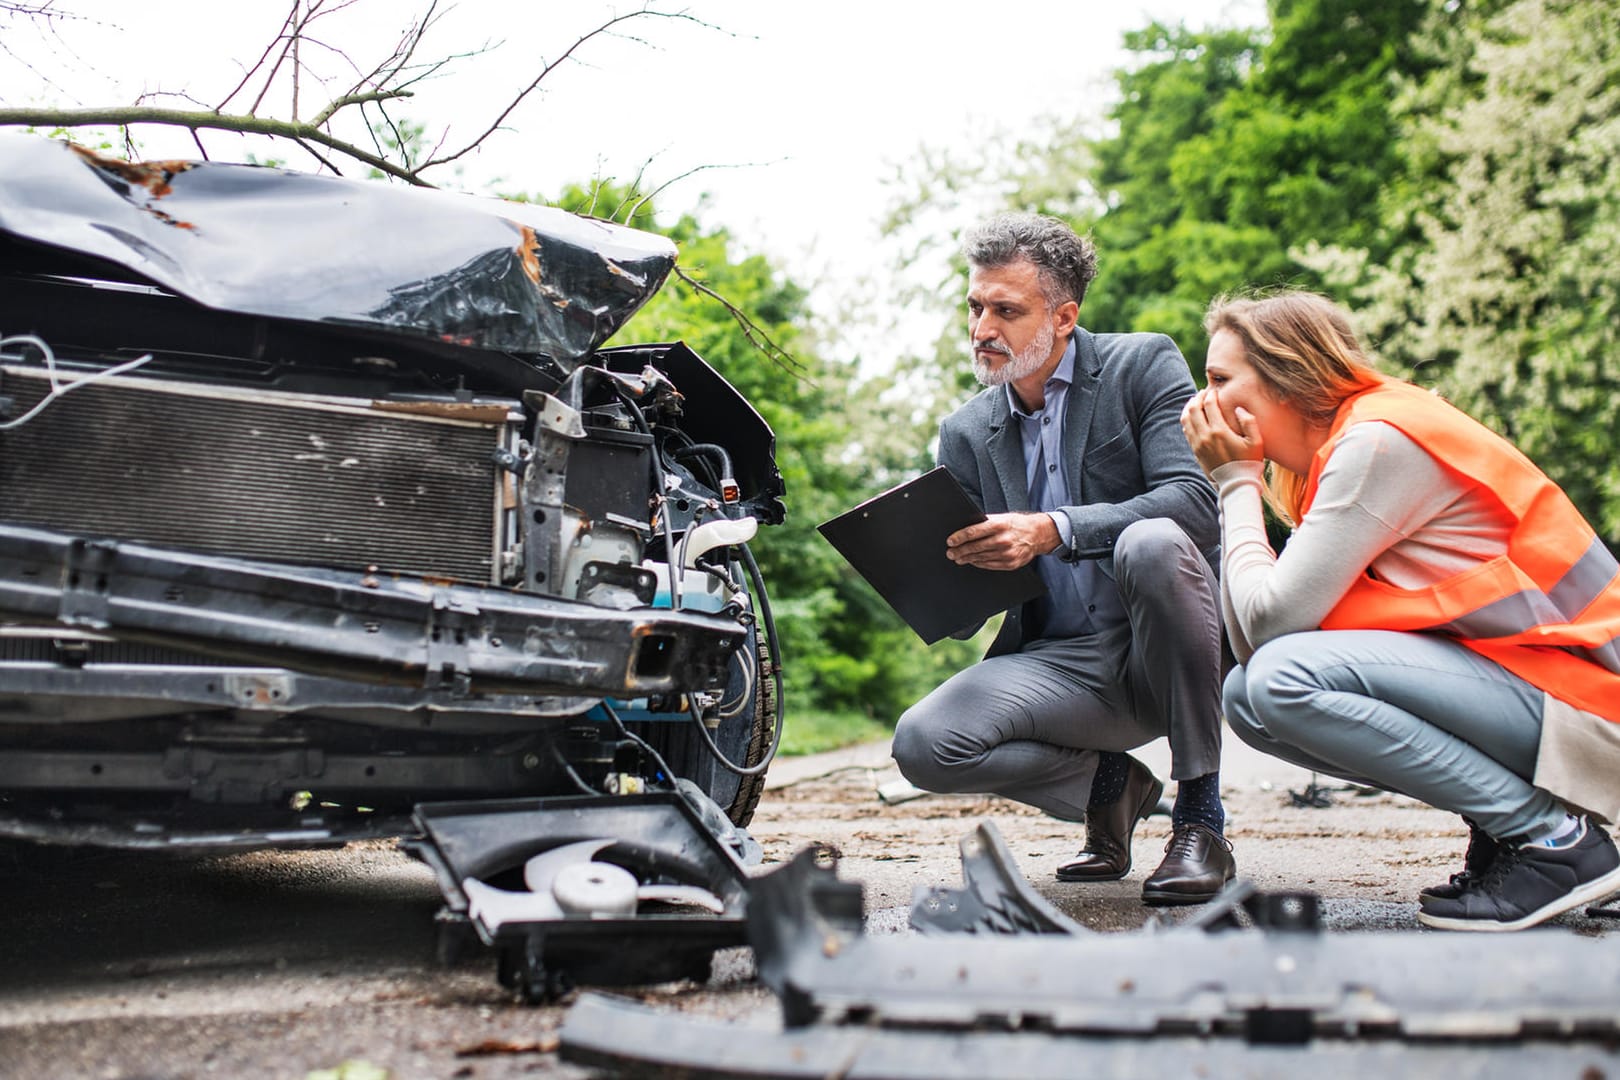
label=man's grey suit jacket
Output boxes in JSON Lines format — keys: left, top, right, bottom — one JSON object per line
{"left": 937, "top": 327, "right": 1219, "bottom": 657}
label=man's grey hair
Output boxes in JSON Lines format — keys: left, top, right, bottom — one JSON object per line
{"left": 963, "top": 212, "right": 1098, "bottom": 310}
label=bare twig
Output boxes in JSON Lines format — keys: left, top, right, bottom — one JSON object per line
{"left": 0, "top": 0, "right": 86, "bottom": 94}
{"left": 134, "top": 88, "right": 216, "bottom": 111}
{"left": 624, "top": 159, "right": 780, "bottom": 224}
{"left": 610, "top": 154, "right": 659, "bottom": 222}
{"left": 217, "top": 4, "right": 297, "bottom": 113}
{"left": 359, "top": 100, "right": 394, "bottom": 162}
{"left": 249, "top": 0, "right": 324, "bottom": 116}
{"left": 226, "top": 0, "right": 363, "bottom": 119}
{"left": 388, "top": 47, "right": 482, "bottom": 94}
{"left": 672, "top": 264, "right": 808, "bottom": 378}
{"left": 582, "top": 163, "right": 610, "bottom": 217}
{"left": 419, "top": 5, "right": 719, "bottom": 173}
{"left": 309, "top": 88, "right": 409, "bottom": 129}
{"left": 351, "top": 0, "right": 445, "bottom": 95}
{"left": 290, "top": 0, "right": 301, "bottom": 120}
{"left": 1, "top": 2, "right": 64, "bottom": 18}
{"left": 292, "top": 135, "right": 344, "bottom": 175}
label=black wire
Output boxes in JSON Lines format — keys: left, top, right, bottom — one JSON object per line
{"left": 550, "top": 742, "right": 602, "bottom": 797}
{"left": 667, "top": 434, "right": 724, "bottom": 497}
{"left": 679, "top": 542, "right": 785, "bottom": 778}
{"left": 612, "top": 384, "right": 683, "bottom": 610}
{"left": 607, "top": 381, "right": 785, "bottom": 779}
{"left": 672, "top": 442, "right": 735, "bottom": 493}
{"left": 598, "top": 698, "right": 678, "bottom": 788}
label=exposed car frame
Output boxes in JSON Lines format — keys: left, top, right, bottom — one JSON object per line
{"left": 0, "top": 135, "right": 785, "bottom": 852}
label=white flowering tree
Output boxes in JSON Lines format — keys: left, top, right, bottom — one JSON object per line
{"left": 1340, "top": 0, "right": 1620, "bottom": 542}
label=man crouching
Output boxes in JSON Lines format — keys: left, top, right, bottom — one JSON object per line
{"left": 891, "top": 212, "right": 1232, "bottom": 904}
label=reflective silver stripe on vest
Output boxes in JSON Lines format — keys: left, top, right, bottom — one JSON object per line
{"left": 1430, "top": 581, "right": 1620, "bottom": 676}
{"left": 1434, "top": 589, "right": 1564, "bottom": 640}
{"left": 1417, "top": 537, "right": 1620, "bottom": 671}
{"left": 1568, "top": 639, "right": 1620, "bottom": 676}
{"left": 1548, "top": 536, "right": 1620, "bottom": 622}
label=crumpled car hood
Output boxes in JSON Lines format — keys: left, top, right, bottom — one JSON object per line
{"left": 0, "top": 134, "right": 677, "bottom": 365}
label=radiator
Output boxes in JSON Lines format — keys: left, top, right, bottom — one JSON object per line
{"left": 0, "top": 367, "right": 519, "bottom": 583}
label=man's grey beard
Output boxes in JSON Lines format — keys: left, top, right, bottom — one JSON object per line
{"left": 972, "top": 321, "right": 1055, "bottom": 387}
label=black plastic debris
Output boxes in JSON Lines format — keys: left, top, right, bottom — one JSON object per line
{"left": 408, "top": 792, "right": 753, "bottom": 1002}
{"left": 909, "top": 822, "right": 1086, "bottom": 937}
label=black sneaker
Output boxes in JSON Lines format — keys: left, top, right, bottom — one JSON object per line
{"left": 1418, "top": 818, "right": 1620, "bottom": 932}
{"left": 1419, "top": 818, "right": 1500, "bottom": 906}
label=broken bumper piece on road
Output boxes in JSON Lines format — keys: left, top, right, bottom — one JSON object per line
{"left": 559, "top": 821, "right": 1620, "bottom": 1078}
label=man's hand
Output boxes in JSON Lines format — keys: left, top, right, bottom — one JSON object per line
{"left": 946, "top": 512, "right": 1060, "bottom": 570}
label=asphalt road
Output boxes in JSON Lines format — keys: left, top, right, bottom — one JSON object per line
{"left": 3, "top": 735, "right": 1618, "bottom": 1079}
{"left": 0, "top": 838, "right": 603, "bottom": 1079}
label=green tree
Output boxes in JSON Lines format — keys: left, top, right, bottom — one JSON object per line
{"left": 1081, "top": 22, "right": 1264, "bottom": 355}
{"left": 883, "top": 2, "right": 1427, "bottom": 400}
{"left": 1082, "top": 0, "right": 1429, "bottom": 367}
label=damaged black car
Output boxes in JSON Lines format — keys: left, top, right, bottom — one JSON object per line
{"left": 0, "top": 134, "right": 785, "bottom": 853}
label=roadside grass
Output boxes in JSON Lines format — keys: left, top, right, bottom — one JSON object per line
{"left": 779, "top": 709, "right": 891, "bottom": 756}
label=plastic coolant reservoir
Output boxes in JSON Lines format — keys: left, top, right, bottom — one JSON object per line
{"left": 639, "top": 517, "right": 757, "bottom": 613}
{"left": 644, "top": 562, "right": 731, "bottom": 613}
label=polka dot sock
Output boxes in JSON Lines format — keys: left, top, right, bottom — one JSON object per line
{"left": 1087, "top": 751, "right": 1130, "bottom": 808}
{"left": 1172, "top": 771, "right": 1225, "bottom": 835}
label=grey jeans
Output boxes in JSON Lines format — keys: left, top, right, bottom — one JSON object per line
{"left": 1223, "top": 629, "right": 1563, "bottom": 841}
{"left": 891, "top": 518, "right": 1223, "bottom": 822}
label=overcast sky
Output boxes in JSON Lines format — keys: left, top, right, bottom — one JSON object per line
{"left": 6, "top": 0, "right": 1264, "bottom": 358}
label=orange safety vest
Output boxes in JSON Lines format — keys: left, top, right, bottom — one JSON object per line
{"left": 1302, "top": 380, "right": 1620, "bottom": 722}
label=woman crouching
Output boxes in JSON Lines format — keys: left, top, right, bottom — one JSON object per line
{"left": 1181, "top": 290, "right": 1620, "bottom": 932}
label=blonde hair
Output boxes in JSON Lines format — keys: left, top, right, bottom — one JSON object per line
{"left": 1203, "top": 291, "right": 1385, "bottom": 524}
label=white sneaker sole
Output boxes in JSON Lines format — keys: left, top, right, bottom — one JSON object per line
{"left": 1417, "top": 863, "right": 1620, "bottom": 932}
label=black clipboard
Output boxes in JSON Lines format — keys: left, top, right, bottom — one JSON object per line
{"left": 817, "top": 467, "right": 1046, "bottom": 644}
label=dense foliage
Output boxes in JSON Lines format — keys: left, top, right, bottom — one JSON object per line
{"left": 901, "top": 0, "right": 1619, "bottom": 549}
{"left": 1342, "top": 0, "right": 1620, "bottom": 542}
{"left": 550, "top": 0, "right": 1620, "bottom": 725}
{"left": 1079, "top": 0, "right": 1432, "bottom": 367}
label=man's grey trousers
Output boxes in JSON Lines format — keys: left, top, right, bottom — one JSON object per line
{"left": 891, "top": 518, "right": 1224, "bottom": 821}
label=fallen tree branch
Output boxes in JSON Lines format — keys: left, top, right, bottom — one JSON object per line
{"left": 2, "top": 1, "right": 793, "bottom": 373}
{"left": 0, "top": 104, "right": 425, "bottom": 184}
{"left": 0, "top": 2, "right": 724, "bottom": 188}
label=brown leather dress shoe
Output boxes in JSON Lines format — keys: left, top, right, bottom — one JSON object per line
{"left": 1055, "top": 757, "right": 1164, "bottom": 882}
{"left": 1141, "top": 822, "right": 1235, "bottom": 905}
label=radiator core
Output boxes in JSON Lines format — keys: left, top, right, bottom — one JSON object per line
{"left": 0, "top": 367, "right": 516, "bottom": 583}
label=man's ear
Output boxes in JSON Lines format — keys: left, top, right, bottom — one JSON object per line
{"left": 1053, "top": 299, "right": 1080, "bottom": 337}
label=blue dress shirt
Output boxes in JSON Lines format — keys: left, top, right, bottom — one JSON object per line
{"left": 1006, "top": 339, "right": 1127, "bottom": 640}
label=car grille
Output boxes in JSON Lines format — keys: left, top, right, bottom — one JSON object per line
{"left": 0, "top": 367, "right": 517, "bottom": 583}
